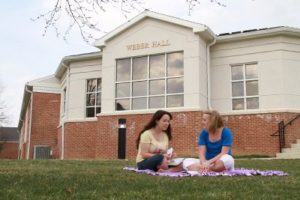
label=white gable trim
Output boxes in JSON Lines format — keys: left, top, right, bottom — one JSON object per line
{"left": 94, "top": 10, "right": 214, "bottom": 48}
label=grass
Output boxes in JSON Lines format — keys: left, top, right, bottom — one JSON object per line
{"left": 0, "top": 159, "right": 299, "bottom": 200}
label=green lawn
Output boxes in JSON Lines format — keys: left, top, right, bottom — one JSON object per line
{"left": 0, "top": 159, "right": 299, "bottom": 200}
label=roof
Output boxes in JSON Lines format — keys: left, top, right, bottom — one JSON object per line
{"left": 216, "top": 26, "right": 300, "bottom": 42}
{"left": 0, "top": 127, "right": 19, "bottom": 142}
{"left": 94, "top": 10, "right": 216, "bottom": 48}
{"left": 55, "top": 51, "right": 102, "bottom": 79}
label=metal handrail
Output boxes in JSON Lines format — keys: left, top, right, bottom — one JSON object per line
{"left": 271, "top": 114, "right": 300, "bottom": 153}
{"left": 271, "top": 114, "right": 300, "bottom": 136}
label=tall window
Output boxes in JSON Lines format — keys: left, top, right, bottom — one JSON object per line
{"left": 62, "top": 88, "right": 67, "bottom": 115}
{"left": 231, "top": 63, "right": 259, "bottom": 110}
{"left": 115, "top": 52, "right": 184, "bottom": 111}
{"left": 86, "top": 78, "right": 101, "bottom": 117}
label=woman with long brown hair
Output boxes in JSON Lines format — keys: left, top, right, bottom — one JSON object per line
{"left": 136, "top": 110, "right": 174, "bottom": 171}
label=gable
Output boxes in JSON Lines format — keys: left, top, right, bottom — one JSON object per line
{"left": 95, "top": 11, "right": 214, "bottom": 48}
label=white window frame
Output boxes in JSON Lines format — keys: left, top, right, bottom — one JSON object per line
{"left": 115, "top": 51, "right": 184, "bottom": 111}
{"left": 231, "top": 63, "right": 259, "bottom": 110}
{"left": 62, "top": 87, "right": 67, "bottom": 115}
{"left": 85, "top": 78, "right": 102, "bottom": 118}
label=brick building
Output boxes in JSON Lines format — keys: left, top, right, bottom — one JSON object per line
{"left": 18, "top": 11, "right": 300, "bottom": 160}
{"left": 0, "top": 127, "right": 19, "bottom": 159}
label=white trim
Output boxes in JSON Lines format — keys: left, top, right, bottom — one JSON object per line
{"left": 57, "top": 118, "right": 98, "bottom": 128}
{"left": 98, "top": 107, "right": 300, "bottom": 117}
{"left": 220, "top": 109, "right": 300, "bottom": 116}
{"left": 94, "top": 10, "right": 210, "bottom": 47}
{"left": 25, "top": 86, "right": 33, "bottom": 160}
{"left": 217, "top": 26, "right": 300, "bottom": 42}
{"left": 98, "top": 107, "right": 203, "bottom": 116}
{"left": 32, "top": 88, "right": 61, "bottom": 94}
{"left": 207, "top": 37, "right": 216, "bottom": 110}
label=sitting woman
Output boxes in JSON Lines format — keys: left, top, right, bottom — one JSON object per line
{"left": 183, "top": 110, "right": 235, "bottom": 172}
{"left": 136, "top": 110, "right": 175, "bottom": 172}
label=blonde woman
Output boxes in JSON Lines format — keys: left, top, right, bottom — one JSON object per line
{"left": 183, "top": 110, "right": 234, "bottom": 172}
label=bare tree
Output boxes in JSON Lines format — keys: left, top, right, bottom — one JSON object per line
{"left": 0, "top": 83, "right": 9, "bottom": 127}
{"left": 33, "top": 0, "right": 228, "bottom": 44}
{"left": 32, "top": 0, "right": 145, "bottom": 44}
{"left": 186, "top": 0, "right": 226, "bottom": 15}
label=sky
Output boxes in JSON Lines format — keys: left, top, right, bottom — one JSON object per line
{"left": 1, "top": 0, "right": 300, "bottom": 127}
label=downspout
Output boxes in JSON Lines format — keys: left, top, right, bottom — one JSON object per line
{"left": 206, "top": 37, "right": 216, "bottom": 110}
{"left": 17, "top": 124, "right": 22, "bottom": 160}
{"left": 25, "top": 85, "right": 33, "bottom": 160}
{"left": 61, "top": 63, "right": 70, "bottom": 160}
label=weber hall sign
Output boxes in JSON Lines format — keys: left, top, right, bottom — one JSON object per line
{"left": 126, "top": 40, "right": 171, "bottom": 51}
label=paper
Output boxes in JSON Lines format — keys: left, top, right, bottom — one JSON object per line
{"left": 167, "top": 147, "right": 173, "bottom": 156}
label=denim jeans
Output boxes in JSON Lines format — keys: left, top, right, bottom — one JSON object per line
{"left": 137, "top": 154, "right": 164, "bottom": 171}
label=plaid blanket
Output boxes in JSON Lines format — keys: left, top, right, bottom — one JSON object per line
{"left": 123, "top": 167, "right": 288, "bottom": 177}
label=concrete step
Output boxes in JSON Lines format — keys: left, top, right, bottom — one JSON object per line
{"left": 282, "top": 147, "right": 300, "bottom": 153}
{"left": 291, "top": 143, "right": 300, "bottom": 148}
{"left": 276, "top": 153, "right": 300, "bottom": 159}
{"left": 276, "top": 138, "right": 300, "bottom": 159}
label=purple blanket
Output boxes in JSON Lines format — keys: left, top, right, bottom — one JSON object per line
{"left": 123, "top": 167, "right": 288, "bottom": 177}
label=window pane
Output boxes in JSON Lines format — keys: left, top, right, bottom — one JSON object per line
{"left": 167, "top": 78, "right": 183, "bottom": 94}
{"left": 97, "top": 79, "right": 102, "bottom": 91}
{"left": 149, "top": 96, "right": 165, "bottom": 109}
{"left": 167, "top": 95, "right": 183, "bottom": 107}
{"left": 246, "top": 64, "right": 258, "bottom": 79}
{"left": 116, "top": 99, "right": 130, "bottom": 110}
{"left": 167, "top": 52, "right": 183, "bottom": 76}
{"left": 231, "top": 65, "right": 243, "bottom": 80}
{"left": 87, "top": 79, "right": 97, "bottom": 92}
{"left": 247, "top": 97, "right": 259, "bottom": 109}
{"left": 133, "top": 57, "right": 147, "bottom": 80}
{"left": 232, "top": 82, "right": 244, "bottom": 97}
{"left": 96, "top": 92, "right": 101, "bottom": 106}
{"left": 116, "top": 59, "right": 131, "bottom": 81}
{"left": 246, "top": 81, "right": 258, "bottom": 96}
{"left": 86, "top": 94, "right": 95, "bottom": 106}
{"left": 232, "top": 99, "right": 244, "bottom": 110}
{"left": 116, "top": 83, "right": 130, "bottom": 98}
{"left": 132, "top": 98, "right": 147, "bottom": 110}
{"left": 132, "top": 81, "right": 147, "bottom": 96}
{"left": 86, "top": 107, "right": 95, "bottom": 117}
{"left": 150, "top": 79, "right": 165, "bottom": 95}
{"left": 96, "top": 107, "right": 101, "bottom": 114}
{"left": 150, "top": 54, "right": 165, "bottom": 78}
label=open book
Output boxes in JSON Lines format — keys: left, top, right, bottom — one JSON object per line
{"left": 168, "top": 157, "right": 185, "bottom": 166}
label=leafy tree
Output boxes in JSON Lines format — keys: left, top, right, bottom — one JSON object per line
{"left": 33, "top": 0, "right": 227, "bottom": 43}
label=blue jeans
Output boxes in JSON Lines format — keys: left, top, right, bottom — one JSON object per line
{"left": 137, "top": 154, "right": 164, "bottom": 172}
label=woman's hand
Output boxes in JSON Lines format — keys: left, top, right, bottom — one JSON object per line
{"left": 164, "top": 153, "right": 172, "bottom": 160}
{"left": 199, "top": 161, "right": 210, "bottom": 172}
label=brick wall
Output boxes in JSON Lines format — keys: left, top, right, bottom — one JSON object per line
{"left": 0, "top": 142, "right": 18, "bottom": 159}
{"left": 24, "top": 92, "right": 300, "bottom": 160}
{"left": 63, "top": 121, "right": 98, "bottom": 159}
{"left": 29, "top": 92, "right": 60, "bottom": 159}
{"left": 89, "top": 111, "right": 300, "bottom": 159}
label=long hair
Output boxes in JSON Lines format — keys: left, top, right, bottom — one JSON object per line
{"left": 203, "top": 110, "right": 224, "bottom": 133}
{"left": 136, "top": 110, "right": 173, "bottom": 149}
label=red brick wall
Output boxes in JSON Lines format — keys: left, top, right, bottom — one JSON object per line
{"left": 90, "top": 111, "right": 300, "bottom": 159}
{"left": 0, "top": 142, "right": 18, "bottom": 159}
{"left": 25, "top": 92, "right": 300, "bottom": 160}
{"left": 63, "top": 121, "right": 98, "bottom": 159}
{"left": 29, "top": 92, "right": 60, "bottom": 159}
